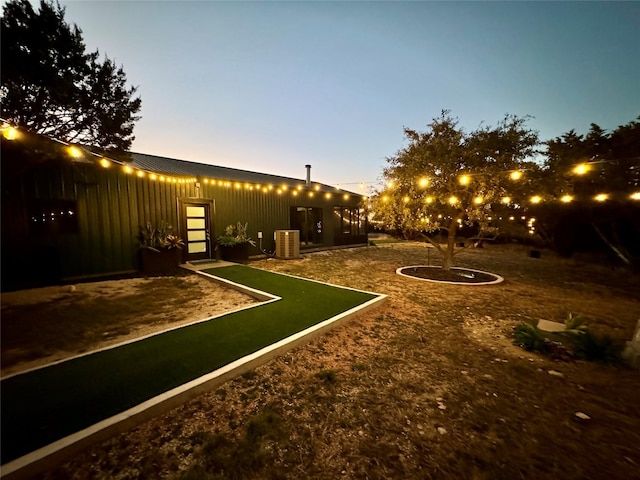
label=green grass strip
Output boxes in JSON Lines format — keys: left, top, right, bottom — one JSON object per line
{"left": 1, "top": 266, "right": 378, "bottom": 464}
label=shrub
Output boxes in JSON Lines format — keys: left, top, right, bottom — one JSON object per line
{"left": 513, "top": 323, "right": 547, "bottom": 353}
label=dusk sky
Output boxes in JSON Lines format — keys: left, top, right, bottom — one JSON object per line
{"left": 51, "top": 1, "right": 639, "bottom": 190}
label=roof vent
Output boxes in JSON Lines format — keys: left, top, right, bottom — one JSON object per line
{"left": 305, "top": 164, "right": 311, "bottom": 186}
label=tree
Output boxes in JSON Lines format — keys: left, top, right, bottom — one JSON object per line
{"left": 532, "top": 118, "right": 640, "bottom": 263}
{"left": 1, "top": 0, "right": 141, "bottom": 155}
{"left": 372, "top": 111, "right": 539, "bottom": 269}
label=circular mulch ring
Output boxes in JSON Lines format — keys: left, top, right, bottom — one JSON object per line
{"left": 396, "top": 265, "right": 504, "bottom": 285}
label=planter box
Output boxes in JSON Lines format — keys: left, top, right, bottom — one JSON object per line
{"left": 140, "top": 248, "right": 181, "bottom": 275}
{"left": 219, "top": 244, "right": 250, "bottom": 263}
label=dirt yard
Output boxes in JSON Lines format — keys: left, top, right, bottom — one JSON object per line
{"left": 3, "top": 243, "right": 640, "bottom": 479}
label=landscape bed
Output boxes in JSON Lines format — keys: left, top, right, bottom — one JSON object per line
{"left": 0, "top": 266, "right": 381, "bottom": 467}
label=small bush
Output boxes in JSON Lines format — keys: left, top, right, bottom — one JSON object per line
{"left": 570, "top": 331, "right": 622, "bottom": 365}
{"left": 513, "top": 323, "right": 547, "bottom": 353}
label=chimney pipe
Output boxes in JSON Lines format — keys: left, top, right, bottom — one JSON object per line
{"left": 305, "top": 164, "right": 311, "bottom": 186}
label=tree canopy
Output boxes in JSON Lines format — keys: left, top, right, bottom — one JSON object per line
{"left": 373, "top": 112, "right": 640, "bottom": 267}
{"left": 372, "top": 111, "right": 539, "bottom": 269}
{"left": 530, "top": 117, "right": 640, "bottom": 263}
{"left": 1, "top": 0, "right": 141, "bottom": 155}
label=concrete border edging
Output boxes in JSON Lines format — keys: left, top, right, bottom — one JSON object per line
{"left": 1, "top": 271, "right": 386, "bottom": 480}
{"left": 396, "top": 265, "right": 504, "bottom": 286}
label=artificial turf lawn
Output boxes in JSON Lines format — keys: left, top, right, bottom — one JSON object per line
{"left": 1, "top": 266, "right": 378, "bottom": 464}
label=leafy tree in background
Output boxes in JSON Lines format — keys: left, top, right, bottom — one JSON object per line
{"left": 1, "top": 0, "right": 141, "bottom": 155}
{"left": 532, "top": 117, "right": 640, "bottom": 264}
{"left": 371, "top": 111, "right": 539, "bottom": 269}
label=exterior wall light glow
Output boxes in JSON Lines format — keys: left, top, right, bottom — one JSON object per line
{"left": 530, "top": 195, "right": 542, "bottom": 204}
{"left": 594, "top": 193, "right": 608, "bottom": 202}
{"left": 561, "top": 195, "right": 573, "bottom": 203}
{"left": 510, "top": 170, "right": 523, "bottom": 180}
{"left": 458, "top": 175, "right": 471, "bottom": 186}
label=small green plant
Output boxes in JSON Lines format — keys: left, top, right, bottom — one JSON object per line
{"left": 570, "top": 331, "right": 622, "bottom": 365}
{"left": 137, "top": 221, "right": 184, "bottom": 251}
{"left": 216, "top": 222, "right": 256, "bottom": 247}
{"left": 513, "top": 323, "right": 547, "bottom": 353}
{"left": 563, "top": 312, "right": 588, "bottom": 336}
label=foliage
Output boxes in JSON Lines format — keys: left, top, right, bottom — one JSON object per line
{"left": 514, "top": 313, "right": 623, "bottom": 365}
{"left": 569, "top": 331, "right": 622, "bottom": 365}
{"left": 216, "top": 222, "right": 256, "bottom": 247}
{"left": 137, "top": 221, "right": 184, "bottom": 252}
{"left": 530, "top": 117, "right": 640, "bottom": 263}
{"left": 514, "top": 323, "right": 547, "bottom": 352}
{"left": 372, "top": 110, "right": 538, "bottom": 269}
{"left": 563, "top": 312, "right": 589, "bottom": 336}
{"left": 1, "top": 0, "right": 141, "bottom": 155}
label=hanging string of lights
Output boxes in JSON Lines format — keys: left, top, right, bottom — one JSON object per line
{"left": 379, "top": 167, "right": 640, "bottom": 205}
{"left": 0, "top": 121, "right": 365, "bottom": 201}
{"left": 3, "top": 120, "right": 637, "bottom": 204}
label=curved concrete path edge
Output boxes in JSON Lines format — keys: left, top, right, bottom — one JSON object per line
{"left": 1, "top": 269, "right": 386, "bottom": 480}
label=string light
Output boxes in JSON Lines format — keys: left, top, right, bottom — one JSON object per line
{"left": 573, "top": 163, "right": 591, "bottom": 175}
{"left": 4, "top": 120, "right": 638, "bottom": 207}
{"left": 594, "top": 193, "right": 609, "bottom": 202}
{"left": 68, "top": 145, "right": 83, "bottom": 158}
{"left": 458, "top": 174, "right": 471, "bottom": 186}
{"left": 2, "top": 125, "right": 19, "bottom": 140}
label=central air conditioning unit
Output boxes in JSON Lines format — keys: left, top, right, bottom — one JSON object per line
{"left": 275, "top": 230, "right": 300, "bottom": 259}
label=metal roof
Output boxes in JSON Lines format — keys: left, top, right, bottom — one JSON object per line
{"left": 130, "top": 152, "right": 344, "bottom": 192}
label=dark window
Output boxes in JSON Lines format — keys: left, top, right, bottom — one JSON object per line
{"left": 29, "top": 200, "right": 79, "bottom": 235}
{"left": 290, "top": 206, "right": 323, "bottom": 245}
{"left": 333, "top": 206, "right": 362, "bottom": 236}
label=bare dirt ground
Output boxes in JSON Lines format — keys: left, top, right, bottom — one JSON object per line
{"left": 3, "top": 243, "right": 640, "bottom": 479}
{"left": 1, "top": 272, "right": 257, "bottom": 378}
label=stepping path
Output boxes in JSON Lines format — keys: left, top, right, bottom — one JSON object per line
{"left": 1, "top": 265, "right": 385, "bottom": 479}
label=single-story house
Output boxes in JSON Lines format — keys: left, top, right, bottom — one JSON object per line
{"left": 1, "top": 124, "right": 368, "bottom": 290}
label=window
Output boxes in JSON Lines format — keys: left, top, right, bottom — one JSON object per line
{"left": 29, "top": 200, "right": 79, "bottom": 235}
{"left": 333, "top": 206, "right": 362, "bottom": 236}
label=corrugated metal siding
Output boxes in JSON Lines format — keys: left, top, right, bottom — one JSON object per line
{"left": 2, "top": 148, "right": 367, "bottom": 289}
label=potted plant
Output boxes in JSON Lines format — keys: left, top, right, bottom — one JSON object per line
{"left": 216, "top": 222, "right": 256, "bottom": 263}
{"left": 137, "top": 221, "right": 185, "bottom": 275}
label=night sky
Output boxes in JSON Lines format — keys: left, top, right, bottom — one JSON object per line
{"left": 44, "top": 1, "right": 640, "bottom": 188}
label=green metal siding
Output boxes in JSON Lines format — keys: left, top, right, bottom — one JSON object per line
{"left": 2, "top": 151, "right": 366, "bottom": 289}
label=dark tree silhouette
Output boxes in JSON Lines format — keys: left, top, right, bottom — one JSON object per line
{"left": 1, "top": 0, "right": 141, "bottom": 155}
